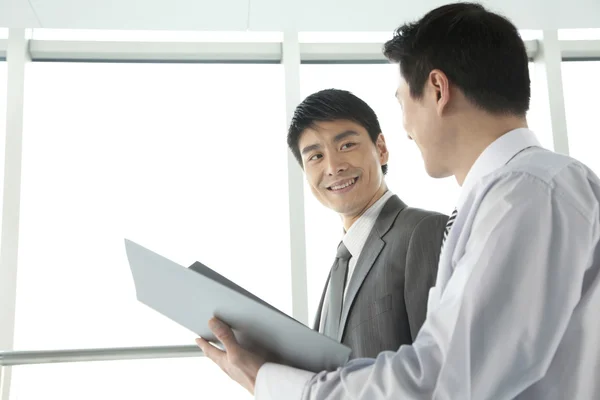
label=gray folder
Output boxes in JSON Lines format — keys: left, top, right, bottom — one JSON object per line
{"left": 124, "top": 239, "right": 351, "bottom": 372}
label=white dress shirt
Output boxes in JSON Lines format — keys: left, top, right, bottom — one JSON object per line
{"left": 318, "top": 189, "right": 395, "bottom": 332}
{"left": 254, "top": 128, "right": 600, "bottom": 400}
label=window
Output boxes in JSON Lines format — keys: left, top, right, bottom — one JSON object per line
{"left": 299, "top": 63, "right": 550, "bottom": 322}
{"left": 527, "top": 62, "right": 555, "bottom": 151}
{"left": 518, "top": 30, "right": 542, "bottom": 41}
{"left": 558, "top": 29, "right": 600, "bottom": 40}
{"left": 562, "top": 61, "right": 600, "bottom": 174}
{"left": 11, "top": 62, "right": 288, "bottom": 399}
{"left": 10, "top": 358, "right": 251, "bottom": 399}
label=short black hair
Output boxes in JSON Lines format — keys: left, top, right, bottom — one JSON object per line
{"left": 287, "top": 89, "right": 388, "bottom": 175}
{"left": 383, "top": 2, "right": 530, "bottom": 116}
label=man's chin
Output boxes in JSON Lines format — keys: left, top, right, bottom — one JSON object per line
{"left": 331, "top": 204, "right": 360, "bottom": 217}
{"left": 424, "top": 164, "right": 452, "bottom": 179}
{"left": 321, "top": 194, "right": 362, "bottom": 215}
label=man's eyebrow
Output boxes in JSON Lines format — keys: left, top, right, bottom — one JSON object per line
{"left": 333, "top": 130, "right": 360, "bottom": 142}
{"left": 301, "top": 143, "right": 321, "bottom": 155}
{"left": 301, "top": 131, "right": 359, "bottom": 155}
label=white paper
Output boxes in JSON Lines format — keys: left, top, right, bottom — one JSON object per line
{"left": 124, "top": 239, "right": 351, "bottom": 372}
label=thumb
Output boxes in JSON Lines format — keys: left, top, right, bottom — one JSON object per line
{"left": 209, "top": 318, "right": 236, "bottom": 348}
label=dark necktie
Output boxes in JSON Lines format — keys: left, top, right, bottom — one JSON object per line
{"left": 322, "top": 242, "right": 352, "bottom": 339}
{"left": 441, "top": 208, "right": 458, "bottom": 251}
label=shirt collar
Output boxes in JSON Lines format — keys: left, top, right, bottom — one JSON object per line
{"left": 343, "top": 190, "right": 394, "bottom": 258}
{"left": 456, "top": 128, "right": 541, "bottom": 210}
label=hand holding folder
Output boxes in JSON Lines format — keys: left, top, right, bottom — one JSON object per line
{"left": 195, "top": 317, "right": 267, "bottom": 394}
{"left": 124, "top": 239, "right": 351, "bottom": 372}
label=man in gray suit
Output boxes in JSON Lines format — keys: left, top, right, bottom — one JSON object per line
{"left": 286, "top": 88, "right": 447, "bottom": 359}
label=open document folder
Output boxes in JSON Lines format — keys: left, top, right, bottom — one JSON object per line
{"left": 124, "top": 239, "right": 352, "bottom": 372}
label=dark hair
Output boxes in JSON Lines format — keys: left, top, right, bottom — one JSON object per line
{"left": 383, "top": 2, "right": 530, "bottom": 115}
{"left": 287, "top": 89, "right": 388, "bottom": 175}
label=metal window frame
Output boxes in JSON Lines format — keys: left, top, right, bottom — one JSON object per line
{"left": 0, "top": 39, "right": 6, "bottom": 60}
{"left": 28, "top": 40, "right": 282, "bottom": 63}
{"left": 532, "top": 31, "right": 570, "bottom": 154}
{"left": 0, "top": 28, "right": 29, "bottom": 400}
{"left": 0, "top": 346, "right": 203, "bottom": 366}
{"left": 283, "top": 31, "right": 309, "bottom": 326}
{"left": 301, "top": 40, "right": 540, "bottom": 63}
{"left": 561, "top": 39, "right": 600, "bottom": 60}
{"left": 5, "top": 38, "right": 600, "bottom": 63}
{"left": 14, "top": 38, "right": 544, "bottom": 64}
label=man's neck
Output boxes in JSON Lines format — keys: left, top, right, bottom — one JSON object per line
{"left": 341, "top": 183, "right": 388, "bottom": 232}
{"left": 452, "top": 115, "right": 528, "bottom": 186}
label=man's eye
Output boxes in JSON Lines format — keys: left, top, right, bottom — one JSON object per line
{"left": 341, "top": 143, "right": 356, "bottom": 150}
{"left": 309, "top": 154, "right": 322, "bottom": 161}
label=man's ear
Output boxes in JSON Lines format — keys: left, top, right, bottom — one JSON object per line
{"left": 376, "top": 133, "right": 389, "bottom": 165}
{"left": 428, "top": 69, "right": 451, "bottom": 116}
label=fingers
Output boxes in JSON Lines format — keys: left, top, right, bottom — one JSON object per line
{"left": 196, "top": 317, "right": 238, "bottom": 371}
{"left": 195, "top": 337, "right": 226, "bottom": 368}
{"left": 197, "top": 318, "right": 265, "bottom": 394}
{"left": 208, "top": 317, "right": 238, "bottom": 350}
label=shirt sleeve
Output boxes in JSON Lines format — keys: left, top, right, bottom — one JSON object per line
{"left": 254, "top": 172, "right": 597, "bottom": 400}
{"left": 254, "top": 363, "right": 315, "bottom": 400}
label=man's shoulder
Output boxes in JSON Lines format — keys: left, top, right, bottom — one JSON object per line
{"left": 385, "top": 201, "right": 448, "bottom": 237}
{"left": 474, "top": 148, "right": 600, "bottom": 220}
{"left": 384, "top": 194, "right": 448, "bottom": 219}
{"left": 490, "top": 147, "right": 597, "bottom": 188}
{"left": 402, "top": 207, "right": 447, "bottom": 224}
{"left": 376, "top": 204, "right": 446, "bottom": 263}
{"left": 483, "top": 147, "right": 600, "bottom": 200}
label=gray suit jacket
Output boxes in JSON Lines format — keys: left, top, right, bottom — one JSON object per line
{"left": 313, "top": 195, "right": 447, "bottom": 359}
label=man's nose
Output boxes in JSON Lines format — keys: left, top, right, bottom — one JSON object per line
{"left": 325, "top": 155, "right": 348, "bottom": 176}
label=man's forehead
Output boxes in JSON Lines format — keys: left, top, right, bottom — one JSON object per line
{"left": 299, "top": 120, "right": 365, "bottom": 141}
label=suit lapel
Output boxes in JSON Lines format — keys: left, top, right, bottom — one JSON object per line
{"left": 337, "top": 195, "right": 407, "bottom": 341}
{"left": 337, "top": 235, "right": 384, "bottom": 341}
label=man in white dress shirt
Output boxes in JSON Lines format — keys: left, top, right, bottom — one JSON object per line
{"left": 195, "top": 3, "right": 600, "bottom": 399}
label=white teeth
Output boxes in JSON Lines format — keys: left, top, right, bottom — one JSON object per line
{"left": 331, "top": 178, "right": 356, "bottom": 191}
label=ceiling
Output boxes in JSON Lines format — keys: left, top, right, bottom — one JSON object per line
{"left": 0, "top": 0, "right": 599, "bottom": 31}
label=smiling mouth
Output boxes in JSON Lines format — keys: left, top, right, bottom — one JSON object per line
{"left": 328, "top": 177, "right": 358, "bottom": 191}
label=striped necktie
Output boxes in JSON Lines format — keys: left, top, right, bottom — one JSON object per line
{"left": 441, "top": 208, "right": 458, "bottom": 250}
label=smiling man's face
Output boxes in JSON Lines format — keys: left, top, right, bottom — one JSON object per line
{"left": 299, "top": 119, "right": 389, "bottom": 223}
